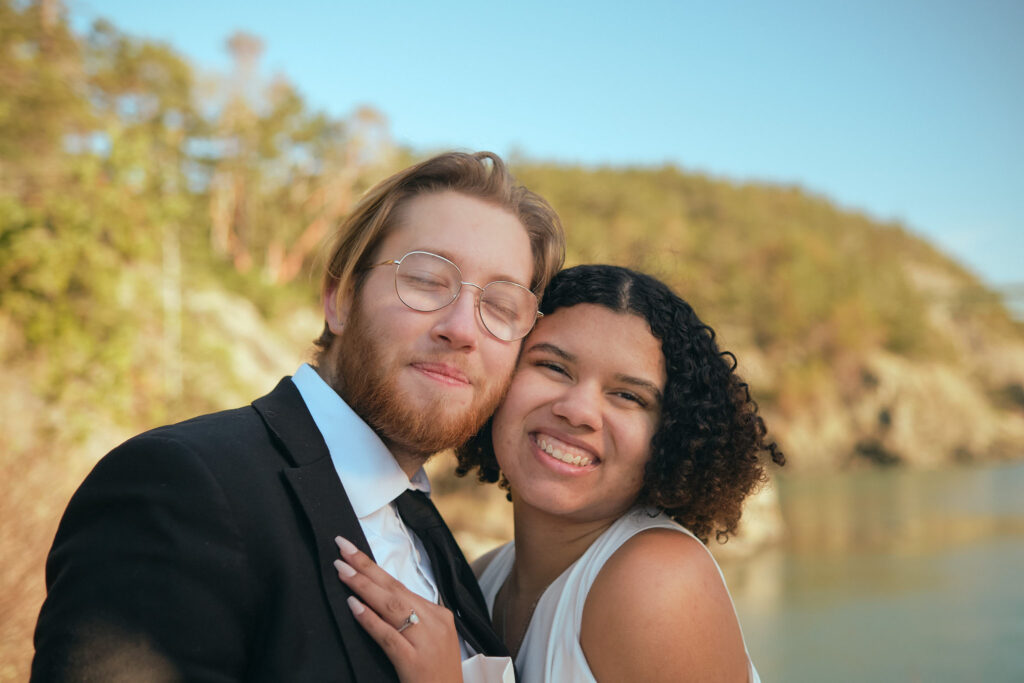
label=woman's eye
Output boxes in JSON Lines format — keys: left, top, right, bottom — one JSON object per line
{"left": 614, "top": 391, "right": 647, "bottom": 407}
{"left": 536, "top": 360, "right": 569, "bottom": 376}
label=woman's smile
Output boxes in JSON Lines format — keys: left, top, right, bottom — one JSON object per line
{"left": 532, "top": 432, "right": 599, "bottom": 469}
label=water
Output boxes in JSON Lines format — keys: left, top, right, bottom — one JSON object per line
{"left": 721, "top": 460, "right": 1024, "bottom": 682}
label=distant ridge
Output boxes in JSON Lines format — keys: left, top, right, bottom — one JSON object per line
{"left": 997, "top": 283, "right": 1024, "bottom": 321}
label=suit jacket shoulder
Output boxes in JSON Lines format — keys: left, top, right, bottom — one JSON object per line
{"left": 33, "top": 378, "right": 399, "bottom": 682}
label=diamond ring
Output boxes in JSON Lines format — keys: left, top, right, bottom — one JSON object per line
{"left": 396, "top": 608, "right": 420, "bottom": 634}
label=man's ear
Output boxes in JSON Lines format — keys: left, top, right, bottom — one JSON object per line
{"left": 324, "top": 283, "right": 353, "bottom": 334}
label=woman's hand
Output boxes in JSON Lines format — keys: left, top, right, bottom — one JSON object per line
{"left": 334, "top": 536, "right": 463, "bottom": 683}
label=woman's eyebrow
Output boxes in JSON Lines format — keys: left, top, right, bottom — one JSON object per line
{"left": 616, "top": 374, "right": 663, "bottom": 404}
{"left": 524, "top": 342, "right": 574, "bottom": 362}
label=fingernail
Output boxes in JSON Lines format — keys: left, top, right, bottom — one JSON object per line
{"left": 335, "top": 536, "right": 358, "bottom": 556}
{"left": 334, "top": 559, "right": 356, "bottom": 578}
{"left": 347, "top": 595, "right": 364, "bottom": 615}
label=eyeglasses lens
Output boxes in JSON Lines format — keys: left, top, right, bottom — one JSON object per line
{"left": 478, "top": 284, "right": 536, "bottom": 341}
{"left": 393, "top": 252, "right": 537, "bottom": 341}
{"left": 394, "top": 252, "right": 460, "bottom": 312}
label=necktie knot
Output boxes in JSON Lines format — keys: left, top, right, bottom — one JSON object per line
{"left": 394, "top": 489, "right": 443, "bottom": 531}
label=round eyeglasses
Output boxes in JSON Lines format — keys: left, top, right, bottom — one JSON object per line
{"left": 371, "top": 250, "right": 542, "bottom": 342}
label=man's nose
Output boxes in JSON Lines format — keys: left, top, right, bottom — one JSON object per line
{"left": 431, "top": 286, "right": 482, "bottom": 350}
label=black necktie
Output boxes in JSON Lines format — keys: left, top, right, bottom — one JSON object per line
{"left": 394, "top": 489, "right": 509, "bottom": 658}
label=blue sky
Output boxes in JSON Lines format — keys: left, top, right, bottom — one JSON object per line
{"left": 69, "top": 0, "right": 1022, "bottom": 288}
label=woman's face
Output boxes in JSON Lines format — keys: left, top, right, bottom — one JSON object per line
{"left": 491, "top": 303, "right": 666, "bottom": 525}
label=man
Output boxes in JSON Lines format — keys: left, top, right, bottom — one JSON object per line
{"left": 32, "top": 151, "right": 565, "bottom": 681}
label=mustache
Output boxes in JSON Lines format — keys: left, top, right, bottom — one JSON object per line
{"left": 409, "top": 353, "right": 474, "bottom": 378}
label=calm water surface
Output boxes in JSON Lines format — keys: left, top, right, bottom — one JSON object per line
{"left": 720, "top": 460, "right": 1024, "bottom": 682}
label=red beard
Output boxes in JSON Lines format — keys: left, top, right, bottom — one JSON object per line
{"left": 328, "top": 298, "right": 510, "bottom": 459}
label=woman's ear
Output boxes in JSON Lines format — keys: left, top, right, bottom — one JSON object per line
{"left": 324, "top": 283, "right": 353, "bottom": 334}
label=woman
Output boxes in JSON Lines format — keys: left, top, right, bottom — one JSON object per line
{"left": 336, "top": 265, "right": 783, "bottom": 681}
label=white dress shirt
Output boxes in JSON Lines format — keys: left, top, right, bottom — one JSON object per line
{"left": 292, "top": 363, "right": 439, "bottom": 605}
{"left": 290, "top": 364, "right": 512, "bottom": 681}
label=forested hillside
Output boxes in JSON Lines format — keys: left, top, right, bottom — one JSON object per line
{"left": 2, "top": 2, "right": 1023, "bottom": 678}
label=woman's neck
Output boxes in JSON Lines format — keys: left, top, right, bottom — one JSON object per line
{"left": 507, "top": 502, "right": 619, "bottom": 596}
{"left": 494, "top": 502, "right": 620, "bottom": 658}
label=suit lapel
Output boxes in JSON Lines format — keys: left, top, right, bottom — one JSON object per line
{"left": 254, "top": 379, "right": 399, "bottom": 682}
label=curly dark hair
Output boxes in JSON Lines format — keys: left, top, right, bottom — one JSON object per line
{"left": 455, "top": 264, "right": 784, "bottom": 544}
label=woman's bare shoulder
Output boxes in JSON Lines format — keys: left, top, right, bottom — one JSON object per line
{"left": 580, "top": 528, "right": 748, "bottom": 682}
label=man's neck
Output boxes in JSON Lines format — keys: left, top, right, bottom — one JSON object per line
{"left": 386, "top": 444, "right": 430, "bottom": 480}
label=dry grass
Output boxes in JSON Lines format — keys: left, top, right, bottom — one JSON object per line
{"left": 0, "top": 456, "right": 92, "bottom": 682}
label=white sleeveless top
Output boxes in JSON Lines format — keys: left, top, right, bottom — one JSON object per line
{"left": 477, "top": 508, "right": 761, "bottom": 683}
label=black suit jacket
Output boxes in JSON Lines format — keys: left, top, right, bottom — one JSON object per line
{"left": 32, "top": 378, "right": 504, "bottom": 681}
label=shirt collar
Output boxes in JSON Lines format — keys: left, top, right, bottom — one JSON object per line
{"left": 290, "top": 363, "right": 430, "bottom": 518}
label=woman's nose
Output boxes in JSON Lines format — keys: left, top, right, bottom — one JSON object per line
{"left": 551, "top": 382, "right": 602, "bottom": 430}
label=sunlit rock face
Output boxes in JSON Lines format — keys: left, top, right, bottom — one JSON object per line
{"left": 776, "top": 346, "right": 1024, "bottom": 471}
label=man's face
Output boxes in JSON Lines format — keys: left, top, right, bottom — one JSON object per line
{"left": 325, "top": 191, "right": 535, "bottom": 465}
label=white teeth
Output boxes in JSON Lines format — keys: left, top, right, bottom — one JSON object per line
{"left": 536, "top": 436, "right": 593, "bottom": 467}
